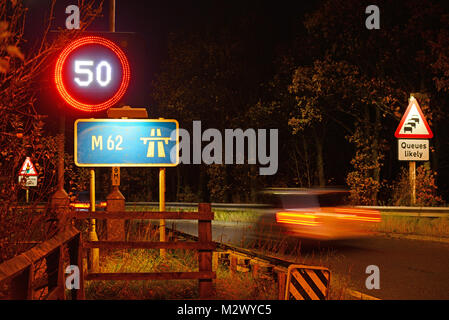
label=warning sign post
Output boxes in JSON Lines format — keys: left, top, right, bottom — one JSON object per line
{"left": 395, "top": 96, "right": 433, "bottom": 205}
{"left": 18, "top": 157, "right": 38, "bottom": 203}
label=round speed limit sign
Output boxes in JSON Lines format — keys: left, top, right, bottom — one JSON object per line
{"left": 54, "top": 36, "right": 131, "bottom": 112}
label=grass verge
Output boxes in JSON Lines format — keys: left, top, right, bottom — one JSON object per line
{"left": 85, "top": 225, "right": 278, "bottom": 300}
{"left": 374, "top": 214, "right": 449, "bottom": 238}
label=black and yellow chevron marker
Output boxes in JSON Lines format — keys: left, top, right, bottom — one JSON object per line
{"left": 284, "top": 264, "right": 330, "bottom": 300}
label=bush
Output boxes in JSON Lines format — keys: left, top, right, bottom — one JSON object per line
{"left": 391, "top": 165, "right": 444, "bottom": 206}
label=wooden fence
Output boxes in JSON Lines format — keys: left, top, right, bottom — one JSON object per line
{"left": 0, "top": 203, "right": 215, "bottom": 299}
{"left": 0, "top": 225, "right": 83, "bottom": 300}
{"left": 68, "top": 202, "right": 216, "bottom": 299}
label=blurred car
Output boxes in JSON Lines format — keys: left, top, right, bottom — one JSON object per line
{"left": 250, "top": 188, "right": 381, "bottom": 241}
{"left": 69, "top": 191, "right": 107, "bottom": 212}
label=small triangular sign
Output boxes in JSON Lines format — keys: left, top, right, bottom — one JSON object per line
{"left": 19, "top": 157, "right": 38, "bottom": 176}
{"left": 394, "top": 96, "right": 433, "bottom": 138}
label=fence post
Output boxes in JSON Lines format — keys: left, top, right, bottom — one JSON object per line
{"left": 198, "top": 203, "right": 213, "bottom": 298}
{"left": 10, "top": 264, "right": 34, "bottom": 299}
{"left": 230, "top": 254, "right": 237, "bottom": 275}
{"left": 46, "top": 247, "right": 63, "bottom": 299}
{"left": 277, "top": 271, "right": 287, "bottom": 300}
{"left": 57, "top": 246, "right": 65, "bottom": 299}
{"left": 68, "top": 232, "right": 85, "bottom": 300}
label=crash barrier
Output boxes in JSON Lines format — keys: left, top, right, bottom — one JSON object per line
{"left": 0, "top": 225, "right": 83, "bottom": 300}
{"left": 68, "top": 203, "right": 216, "bottom": 299}
{"left": 163, "top": 222, "right": 333, "bottom": 300}
{"left": 212, "top": 250, "right": 331, "bottom": 300}
{"left": 11, "top": 202, "right": 449, "bottom": 218}
{"left": 125, "top": 202, "right": 449, "bottom": 218}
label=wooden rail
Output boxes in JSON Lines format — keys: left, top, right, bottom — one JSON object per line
{"left": 1, "top": 203, "right": 215, "bottom": 299}
{"left": 0, "top": 225, "right": 84, "bottom": 300}
{"left": 68, "top": 210, "right": 214, "bottom": 220}
{"left": 70, "top": 202, "right": 216, "bottom": 299}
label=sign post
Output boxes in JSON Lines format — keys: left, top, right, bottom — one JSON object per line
{"left": 50, "top": 116, "right": 70, "bottom": 209}
{"left": 159, "top": 167, "right": 166, "bottom": 258}
{"left": 395, "top": 95, "right": 433, "bottom": 205}
{"left": 105, "top": 106, "right": 149, "bottom": 242}
{"left": 88, "top": 168, "right": 99, "bottom": 272}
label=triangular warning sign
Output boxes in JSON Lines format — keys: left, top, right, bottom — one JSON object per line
{"left": 395, "top": 97, "right": 433, "bottom": 138}
{"left": 19, "top": 157, "right": 38, "bottom": 176}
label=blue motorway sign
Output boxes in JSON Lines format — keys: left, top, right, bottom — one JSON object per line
{"left": 74, "top": 119, "right": 179, "bottom": 167}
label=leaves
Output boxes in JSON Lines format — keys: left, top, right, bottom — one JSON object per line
{"left": 0, "top": 57, "right": 9, "bottom": 73}
{"left": 391, "top": 166, "right": 444, "bottom": 206}
{"left": 6, "top": 45, "right": 24, "bottom": 60}
{"left": 0, "top": 21, "right": 8, "bottom": 32}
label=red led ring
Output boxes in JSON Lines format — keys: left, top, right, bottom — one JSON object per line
{"left": 55, "top": 36, "right": 130, "bottom": 112}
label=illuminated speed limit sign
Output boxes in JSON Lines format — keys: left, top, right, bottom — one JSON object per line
{"left": 54, "top": 36, "right": 130, "bottom": 112}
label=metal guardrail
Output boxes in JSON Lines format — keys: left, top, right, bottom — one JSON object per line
{"left": 13, "top": 202, "right": 449, "bottom": 218}
{"left": 355, "top": 206, "right": 449, "bottom": 217}
{"left": 125, "top": 202, "right": 449, "bottom": 218}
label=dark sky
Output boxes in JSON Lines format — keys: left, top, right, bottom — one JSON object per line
{"left": 24, "top": 0, "right": 317, "bottom": 79}
{"left": 22, "top": 0, "right": 317, "bottom": 121}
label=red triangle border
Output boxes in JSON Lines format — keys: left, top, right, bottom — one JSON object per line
{"left": 19, "top": 157, "right": 38, "bottom": 176}
{"left": 394, "top": 98, "right": 433, "bottom": 139}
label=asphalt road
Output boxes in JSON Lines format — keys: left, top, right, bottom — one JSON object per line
{"left": 165, "top": 220, "right": 449, "bottom": 300}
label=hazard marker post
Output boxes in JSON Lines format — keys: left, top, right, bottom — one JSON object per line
{"left": 284, "top": 264, "right": 330, "bottom": 300}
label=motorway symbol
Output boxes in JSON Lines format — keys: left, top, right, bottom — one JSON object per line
{"left": 394, "top": 96, "right": 433, "bottom": 139}
{"left": 19, "top": 157, "right": 38, "bottom": 176}
{"left": 284, "top": 264, "right": 330, "bottom": 300}
{"left": 74, "top": 119, "right": 179, "bottom": 167}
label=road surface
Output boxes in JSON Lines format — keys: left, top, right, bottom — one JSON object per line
{"left": 165, "top": 220, "right": 449, "bottom": 300}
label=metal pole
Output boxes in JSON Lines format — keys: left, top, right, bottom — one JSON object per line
{"left": 105, "top": 0, "right": 126, "bottom": 242}
{"left": 410, "top": 161, "right": 416, "bottom": 206}
{"left": 50, "top": 110, "right": 69, "bottom": 210}
{"left": 88, "top": 169, "right": 99, "bottom": 272}
{"left": 159, "top": 167, "right": 166, "bottom": 258}
{"left": 56, "top": 114, "right": 67, "bottom": 193}
{"left": 109, "top": 0, "right": 115, "bottom": 32}
{"left": 25, "top": 188, "right": 29, "bottom": 203}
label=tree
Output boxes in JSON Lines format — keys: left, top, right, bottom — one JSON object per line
{"left": 151, "top": 19, "right": 274, "bottom": 201}
{"left": 287, "top": 53, "right": 404, "bottom": 202}
{"left": 0, "top": 0, "right": 103, "bottom": 262}
{"left": 282, "top": 0, "right": 449, "bottom": 203}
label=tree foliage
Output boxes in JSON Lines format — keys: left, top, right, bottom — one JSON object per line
{"left": 147, "top": 0, "right": 449, "bottom": 205}
{"left": 0, "top": 0, "right": 103, "bottom": 262}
